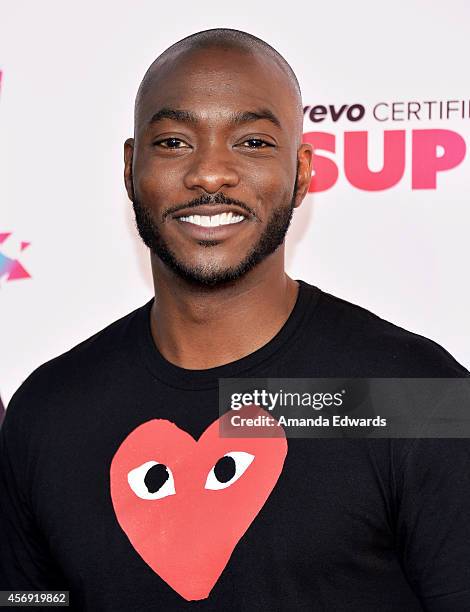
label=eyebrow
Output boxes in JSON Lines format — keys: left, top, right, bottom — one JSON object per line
{"left": 147, "top": 107, "right": 282, "bottom": 130}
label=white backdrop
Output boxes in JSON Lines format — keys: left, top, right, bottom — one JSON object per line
{"left": 1, "top": 0, "right": 469, "bottom": 407}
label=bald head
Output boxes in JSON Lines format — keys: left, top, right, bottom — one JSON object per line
{"left": 133, "top": 28, "right": 304, "bottom": 143}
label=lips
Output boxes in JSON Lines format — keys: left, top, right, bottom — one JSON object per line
{"left": 175, "top": 215, "right": 248, "bottom": 241}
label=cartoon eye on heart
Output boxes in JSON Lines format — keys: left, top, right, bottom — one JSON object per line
{"left": 128, "top": 461, "right": 176, "bottom": 500}
{"left": 110, "top": 410, "right": 287, "bottom": 602}
{"left": 205, "top": 451, "right": 255, "bottom": 490}
{"left": 127, "top": 451, "right": 255, "bottom": 500}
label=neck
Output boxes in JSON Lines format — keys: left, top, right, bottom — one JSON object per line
{"left": 148, "top": 252, "right": 299, "bottom": 370}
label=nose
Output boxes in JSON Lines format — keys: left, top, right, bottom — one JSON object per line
{"left": 183, "top": 142, "right": 240, "bottom": 193}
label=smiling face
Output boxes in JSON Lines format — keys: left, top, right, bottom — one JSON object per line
{"left": 124, "top": 45, "right": 312, "bottom": 287}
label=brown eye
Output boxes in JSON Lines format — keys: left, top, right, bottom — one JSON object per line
{"left": 155, "top": 138, "right": 189, "bottom": 149}
{"left": 240, "top": 139, "right": 273, "bottom": 149}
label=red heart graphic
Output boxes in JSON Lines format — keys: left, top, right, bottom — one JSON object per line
{"left": 110, "top": 406, "right": 287, "bottom": 601}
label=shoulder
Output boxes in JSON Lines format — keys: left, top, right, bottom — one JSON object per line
{"left": 4, "top": 300, "right": 151, "bottom": 421}
{"left": 310, "top": 284, "right": 469, "bottom": 377}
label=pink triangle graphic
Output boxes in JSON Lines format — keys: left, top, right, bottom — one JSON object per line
{"left": 20, "top": 241, "right": 31, "bottom": 251}
{"left": 7, "top": 260, "right": 31, "bottom": 280}
{"left": 0, "top": 232, "right": 11, "bottom": 244}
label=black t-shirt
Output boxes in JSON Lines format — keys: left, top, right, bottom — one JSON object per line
{"left": 1, "top": 280, "right": 469, "bottom": 611}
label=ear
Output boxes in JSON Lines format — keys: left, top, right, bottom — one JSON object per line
{"left": 124, "top": 138, "right": 135, "bottom": 202}
{"left": 293, "top": 143, "right": 313, "bottom": 208}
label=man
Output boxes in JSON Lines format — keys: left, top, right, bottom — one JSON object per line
{"left": 1, "top": 28, "right": 469, "bottom": 611}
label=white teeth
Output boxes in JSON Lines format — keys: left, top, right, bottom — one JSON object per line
{"left": 179, "top": 212, "right": 245, "bottom": 227}
{"left": 231, "top": 215, "right": 245, "bottom": 224}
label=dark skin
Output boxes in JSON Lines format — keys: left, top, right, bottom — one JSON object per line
{"left": 124, "top": 46, "right": 313, "bottom": 369}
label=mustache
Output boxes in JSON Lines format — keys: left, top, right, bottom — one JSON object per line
{"left": 161, "top": 192, "right": 258, "bottom": 221}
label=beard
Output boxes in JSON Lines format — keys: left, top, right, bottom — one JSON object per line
{"left": 132, "top": 173, "right": 299, "bottom": 288}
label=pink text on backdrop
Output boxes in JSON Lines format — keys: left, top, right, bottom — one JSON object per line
{"left": 304, "top": 129, "right": 467, "bottom": 192}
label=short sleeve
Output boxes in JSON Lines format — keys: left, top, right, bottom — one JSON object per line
{"left": 395, "top": 438, "right": 470, "bottom": 611}
{"left": 0, "top": 384, "right": 68, "bottom": 590}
